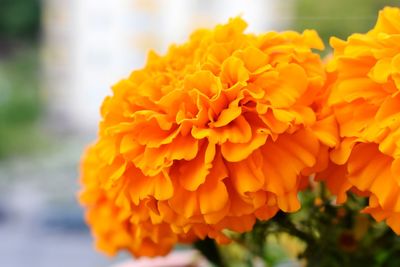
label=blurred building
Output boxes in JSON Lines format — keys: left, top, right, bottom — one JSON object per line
{"left": 42, "top": 0, "right": 293, "bottom": 134}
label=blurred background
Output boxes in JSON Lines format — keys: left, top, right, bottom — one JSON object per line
{"left": 0, "top": 0, "right": 398, "bottom": 266}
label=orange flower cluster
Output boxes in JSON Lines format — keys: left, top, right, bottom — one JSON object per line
{"left": 79, "top": 17, "right": 335, "bottom": 256}
{"left": 322, "top": 7, "right": 400, "bottom": 234}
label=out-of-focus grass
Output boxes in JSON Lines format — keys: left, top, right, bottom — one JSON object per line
{"left": 293, "top": 0, "right": 399, "bottom": 50}
{"left": 0, "top": 46, "right": 43, "bottom": 158}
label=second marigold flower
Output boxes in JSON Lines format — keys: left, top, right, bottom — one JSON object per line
{"left": 323, "top": 7, "right": 400, "bottom": 235}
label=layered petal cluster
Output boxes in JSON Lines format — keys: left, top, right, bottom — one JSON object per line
{"left": 324, "top": 7, "right": 400, "bottom": 233}
{"left": 79, "top": 17, "right": 333, "bottom": 256}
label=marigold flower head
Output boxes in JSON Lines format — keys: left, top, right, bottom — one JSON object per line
{"left": 79, "top": 17, "right": 333, "bottom": 257}
{"left": 323, "top": 7, "right": 400, "bottom": 234}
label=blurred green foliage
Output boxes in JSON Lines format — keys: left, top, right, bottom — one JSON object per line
{"left": 293, "top": 0, "right": 399, "bottom": 47}
{"left": 217, "top": 187, "right": 400, "bottom": 267}
{"left": 0, "top": 0, "right": 42, "bottom": 158}
{"left": 0, "top": 48, "right": 42, "bottom": 158}
{"left": 0, "top": 0, "right": 40, "bottom": 40}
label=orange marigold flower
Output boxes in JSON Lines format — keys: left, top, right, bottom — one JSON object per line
{"left": 79, "top": 17, "right": 333, "bottom": 256}
{"left": 324, "top": 7, "right": 400, "bottom": 234}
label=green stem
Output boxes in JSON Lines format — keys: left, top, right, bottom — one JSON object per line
{"left": 194, "top": 237, "right": 228, "bottom": 267}
{"left": 274, "top": 212, "right": 315, "bottom": 245}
